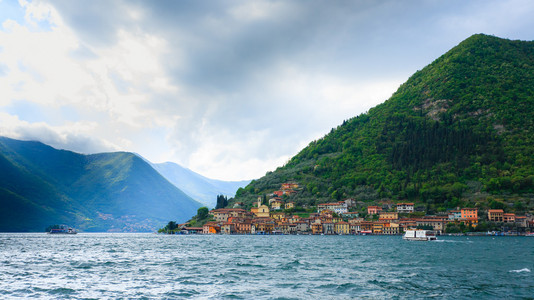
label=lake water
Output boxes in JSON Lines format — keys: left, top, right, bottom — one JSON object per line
{"left": 1, "top": 233, "right": 533, "bottom": 299}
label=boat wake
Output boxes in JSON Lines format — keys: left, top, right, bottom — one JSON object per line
{"left": 509, "top": 268, "right": 531, "bottom": 273}
{"left": 432, "top": 240, "right": 472, "bottom": 243}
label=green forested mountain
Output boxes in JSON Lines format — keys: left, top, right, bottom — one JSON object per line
{"left": 0, "top": 137, "right": 201, "bottom": 232}
{"left": 232, "top": 34, "right": 534, "bottom": 213}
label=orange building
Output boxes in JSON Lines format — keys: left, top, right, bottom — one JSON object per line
{"left": 461, "top": 208, "right": 478, "bottom": 219}
{"left": 460, "top": 208, "right": 478, "bottom": 226}
{"left": 202, "top": 222, "right": 220, "bottom": 234}
{"left": 503, "top": 213, "right": 515, "bottom": 223}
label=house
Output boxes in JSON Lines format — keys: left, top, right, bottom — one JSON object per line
{"left": 460, "top": 208, "right": 478, "bottom": 226}
{"left": 288, "top": 223, "right": 298, "bottom": 234}
{"left": 270, "top": 212, "right": 286, "bottom": 220}
{"left": 203, "top": 222, "right": 220, "bottom": 234}
{"left": 372, "top": 222, "right": 385, "bottom": 234}
{"left": 461, "top": 208, "right": 478, "bottom": 220}
{"left": 379, "top": 212, "right": 399, "bottom": 221}
{"left": 295, "top": 221, "right": 309, "bottom": 233}
{"left": 319, "top": 209, "right": 334, "bottom": 219}
{"left": 350, "top": 223, "right": 361, "bottom": 234}
{"left": 383, "top": 223, "right": 401, "bottom": 235}
{"left": 360, "top": 221, "right": 374, "bottom": 232}
{"left": 210, "top": 208, "right": 248, "bottom": 222}
{"left": 252, "top": 221, "right": 274, "bottom": 234}
{"left": 288, "top": 215, "right": 301, "bottom": 223}
{"left": 396, "top": 203, "right": 414, "bottom": 213}
{"left": 398, "top": 218, "right": 417, "bottom": 231}
{"left": 221, "top": 223, "right": 235, "bottom": 234}
{"left": 317, "top": 202, "right": 348, "bottom": 214}
{"left": 367, "top": 206, "right": 383, "bottom": 215}
{"left": 415, "top": 217, "right": 446, "bottom": 232}
{"left": 322, "top": 222, "right": 335, "bottom": 235}
{"left": 515, "top": 216, "right": 527, "bottom": 228}
{"left": 285, "top": 202, "right": 295, "bottom": 210}
{"left": 271, "top": 200, "right": 283, "bottom": 210}
{"left": 503, "top": 213, "right": 516, "bottom": 223}
{"left": 311, "top": 222, "right": 323, "bottom": 235}
{"left": 448, "top": 210, "right": 461, "bottom": 220}
{"left": 488, "top": 209, "right": 504, "bottom": 222}
{"left": 334, "top": 222, "right": 350, "bottom": 235}
{"left": 279, "top": 223, "right": 290, "bottom": 234}
{"left": 235, "top": 220, "right": 252, "bottom": 234}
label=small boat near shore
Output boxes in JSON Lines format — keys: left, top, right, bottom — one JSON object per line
{"left": 47, "top": 225, "right": 77, "bottom": 234}
{"left": 403, "top": 230, "right": 437, "bottom": 241}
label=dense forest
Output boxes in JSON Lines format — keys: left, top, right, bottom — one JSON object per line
{"left": 230, "top": 34, "right": 534, "bottom": 214}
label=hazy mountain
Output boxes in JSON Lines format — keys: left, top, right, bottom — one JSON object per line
{"left": 231, "top": 34, "right": 534, "bottom": 213}
{"left": 0, "top": 137, "right": 202, "bottom": 232}
{"left": 151, "top": 161, "right": 250, "bottom": 208}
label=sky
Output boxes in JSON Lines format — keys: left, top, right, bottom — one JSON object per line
{"left": 0, "top": 0, "right": 533, "bottom": 181}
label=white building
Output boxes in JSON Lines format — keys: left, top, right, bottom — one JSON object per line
{"left": 317, "top": 201, "right": 348, "bottom": 214}
{"left": 396, "top": 203, "right": 414, "bottom": 213}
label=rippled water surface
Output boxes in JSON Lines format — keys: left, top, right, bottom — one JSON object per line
{"left": 1, "top": 233, "right": 533, "bottom": 299}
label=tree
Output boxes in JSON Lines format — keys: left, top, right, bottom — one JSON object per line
{"left": 197, "top": 207, "right": 209, "bottom": 220}
{"left": 215, "top": 195, "right": 228, "bottom": 209}
{"left": 166, "top": 221, "right": 177, "bottom": 231}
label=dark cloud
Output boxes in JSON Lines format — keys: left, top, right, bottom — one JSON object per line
{"left": 30, "top": 0, "right": 534, "bottom": 179}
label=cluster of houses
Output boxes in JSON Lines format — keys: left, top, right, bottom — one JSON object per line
{"left": 177, "top": 197, "right": 533, "bottom": 235}
{"left": 175, "top": 183, "right": 533, "bottom": 235}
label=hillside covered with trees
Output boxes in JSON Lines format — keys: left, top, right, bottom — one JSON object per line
{"left": 0, "top": 137, "right": 201, "bottom": 232}
{"left": 231, "top": 34, "right": 534, "bottom": 214}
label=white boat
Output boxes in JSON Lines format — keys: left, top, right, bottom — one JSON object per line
{"left": 403, "top": 230, "right": 437, "bottom": 241}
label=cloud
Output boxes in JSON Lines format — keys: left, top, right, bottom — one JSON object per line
{"left": 1, "top": 0, "right": 533, "bottom": 180}
{"left": 0, "top": 112, "right": 118, "bottom": 153}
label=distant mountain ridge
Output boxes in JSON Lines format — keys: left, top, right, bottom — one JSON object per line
{"left": 0, "top": 137, "right": 202, "bottom": 232}
{"left": 150, "top": 161, "right": 250, "bottom": 208}
{"left": 231, "top": 34, "right": 534, "bottom": 212}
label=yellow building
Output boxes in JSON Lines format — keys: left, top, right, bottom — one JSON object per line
{"left": 252, "top": 198, "right": 270, "bottom": 218}
{"left": 334, "top": 222, "right": 350, "bottom": 235}
{"left": 379, "top": 211, "right": 399, "bottom": 221}
{"left": 383, "top": 223, "right": 400, "bottom": 235}
{"left": 372, "top": 222, "right": 386, "bottom": 234}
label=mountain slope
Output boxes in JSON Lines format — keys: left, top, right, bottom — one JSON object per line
{"left": 232, "top": 34, "right": 534, "bottom": 212}
{"left": 151, "top": 161, "right": 250, "bottom": 208}
{"left": 0, "top": 137, "right": 202, "bottom": 232}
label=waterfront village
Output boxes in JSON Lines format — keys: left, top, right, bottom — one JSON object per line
{"left": 174, "top": 182, "right": 534, "bottom": 236}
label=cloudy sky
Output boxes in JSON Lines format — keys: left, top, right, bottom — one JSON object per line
{"left": 0, "top": 0, "right": 533, "bottom": 181}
